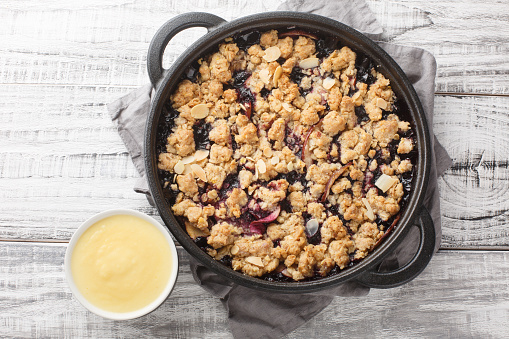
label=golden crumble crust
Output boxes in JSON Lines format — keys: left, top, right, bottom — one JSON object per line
{"left": 157, "top": 29, "right": 416, "bottom": 282}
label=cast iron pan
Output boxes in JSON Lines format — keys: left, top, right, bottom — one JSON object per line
{"left": 145, "top": 12, "right": 435, "bottom": 293}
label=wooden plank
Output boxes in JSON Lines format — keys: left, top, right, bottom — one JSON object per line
{"left": 1, "top": 242, "right": 508, "bottom": 338}
{"left": 0, "top": 0, "right": 508, "bottom": 94}
{"left": 434, "top": 95, "right": 509, "bottom": 247}
{"left": 0, "top": 243, "right": 229, "bottom": 338}
{"left": 366, "top": 0, "right": 509, "bottom": 94}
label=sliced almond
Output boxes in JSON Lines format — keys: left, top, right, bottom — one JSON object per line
{"left": 287, "top": 162, "right": 294, "bottom": 171}
{"left": 230, "top": 245, "right": 239, "bottom": 255}
{"left": 194, "top": 149, "right": 209, "bottom": 161}
{"left": 270, "top": 155, "right": 280, "bottom": 165}
{"left": 191, "top": 163, "right": 207, "bottom": 182}
{"left": 352, "top": 91, "right": 363, "bottom": 106}
{"left": 174, "top": 160, "right": 185, "bottom": 174}
{"left": 256, "top": 159, "right": 267, "bottom": 174}
{"left": 185, "top": 221, "right": 209, "bottom": 239}
{"left": 282, "top": 102, "right": 292, "bottom": 111}
{"left": 259, "top": 68, "right": 271, "bottom": 84}
{"left": 263, "top": 46, "right": 281, "bottom": 62}
{"left": 181, "top": 155, "right": 195, "bottom": 164}
{"left": 183, "top": 164, "right": 193, "bottom": 175}
{"left": 273, "top": 66, "right": 283, "bottom": 86}
{"left": 362, "top": 198, "right": 376, "bottom": 221}
{"left": 299, "top": 57, "right": 319, "bottom": 69}
{"left": 254, "top": 164, "right": 259, "bottom": 181}
{"left": 281, "top": 268, "right": 292, "bottom": 278}
{"left": 191, "top": 104, "right": 209, "bottom": 119}
{"left": 376, "top": 98, "right": 388, "bottom": 110}
{"left": 246, "top": 256, "right": 264, "bottom": 267}
{"left": 306, "top": 218, "right": 319, "bottom": 236}
{"left": 322, "top": 77, "right": 335, "bottom": 90}
{"left": 375, "top": 173, "right": 397, "bottom": 193}
{"left": 239, "top": 103, "right": 247, "bottom": 111}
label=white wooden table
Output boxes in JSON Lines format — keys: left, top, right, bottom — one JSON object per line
{"left": 2, "top": 0, "right": 509, "bottom": 337}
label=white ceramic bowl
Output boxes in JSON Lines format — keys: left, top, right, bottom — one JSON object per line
{"left": 64, "top": 209, "right": 179, "bottom": 320}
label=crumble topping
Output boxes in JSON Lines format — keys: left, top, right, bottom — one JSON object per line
{"left": 157, "top": 29, "right": 417, "bottom": 282}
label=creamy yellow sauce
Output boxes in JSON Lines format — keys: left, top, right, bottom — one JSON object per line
{"left": 71, "top": 214, "right": 172, "bottom": 313}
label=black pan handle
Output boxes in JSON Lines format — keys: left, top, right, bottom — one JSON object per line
{"left": 147, "top": 12, "right": 227, "bottom": 88}
{"left": 356, "top": 207, "right": 435, "bottom": 288}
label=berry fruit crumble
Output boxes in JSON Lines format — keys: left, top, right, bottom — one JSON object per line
{"left": 156, "top": 29, "right": 416, "bottom": 282}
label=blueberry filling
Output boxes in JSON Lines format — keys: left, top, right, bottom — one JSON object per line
{"left": 290, "top": 67, "right": 306, "bottom": 85}
{"left": 193, "top": 120, "right": 213, "bottom": 150}
{"left": 183, "top": 60, "right": 201, "bottom": 82}
{"left": 260, "top": 87, "right": 270, "bottom": 99}
{"left": 194, "top": 236, "right": 211, "bottom": 251}
{"left": 156, "top": 104, "right": 179, "bottom": 154}
{"left": 355, "top": 105, "right": 370, "bottom": 124}
{"left": 355, "top": 52, "right": 377, "bottom": 85}
{"left": 316, "top": 38, "right": 340, "bottom": 58}
{"left": 234, "top": 30, "right": 261, "bottom": 51}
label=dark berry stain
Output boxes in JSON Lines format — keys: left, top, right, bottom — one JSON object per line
{"left": 183, "top": 60, "right": 200, "bottom": 82}
{"left": 219, "top": 255, "right": 233, "bottom": 268}
{"left": 234, "top": 30, "right": 261, "bottom": 51}
{"left": 260, "top": 87, "right": 270, "bottom": 99}
{"left": 193, "top": 120, "right": 212, "bottom": 150}
{"left": 355, "top": 105, "right": 370, "bottom": 124}
{"left": 156, "top": 104, "right": 179, "bottom": 154}
{"left": 355, "top": 52, "right": 377, "bottom": 86}
{"left": 194, "top": 236, "right": 211, "bottom": 251}
{"left": 316, "top": 38, "right": 339, "bottom": 58}
{"left": 290, "top": 67, "right": 306, "bottom": 85}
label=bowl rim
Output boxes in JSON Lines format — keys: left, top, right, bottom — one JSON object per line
{"left": 64, "top": 208, "right": 179, "bottom": 320}
{"left": 145, "top": 11, "right": 432, "bottom": 292}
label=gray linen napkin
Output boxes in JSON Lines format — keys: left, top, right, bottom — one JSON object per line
{"left": 108, "top": 1, "right": 453, "bottom": 337}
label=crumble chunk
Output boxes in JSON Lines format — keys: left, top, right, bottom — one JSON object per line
{"left": 226, "top": 188, "right": 248, "bottom": 218}
{"left": 231, "top": 237, "right": 279, "bottom": 277}
{"left": 293, "top": 36, "right": 316, "bottom": 60}
{"left": 173, "top": 198, "right": 214, "bottom": 231}
{"left": 268, "top": 118, "right": 286, "bottom": 142}
{"left": 209, "top": 144, "right": 232, "bottom": 164}
{"left": 210, "top": 52, "right": 232, "bottom": 83}
{"left": 260, "top": 30, "right": 278, "bottom": 48}
{"left": 288, "top": 191, "right": 307, "bottom": 212}
{"left": 277, "top": 37, "right": 294, "bottom": 58}
{"left": 167, "top": 125, "right": 195, "bottom": 157}
{"left": 398, "top": 137, "right": 414, "bottom": 154}
{"left": 253, "top": 179, "right": 289, "bottom": 210}
{"left": 353, "top": 222, "right": 383, "bottom": 259}
{"left": 321, "top": 216, "right": 348, "bottom": 244}
{"left": 176, "top": 173, "right": 198, "bottom": 197}
{"left": 158, "top": 152, "right": 181, "bottom": 172}
{"left": 209, "top": 120, "right": 230, "bottom": 145}
{"left": 373, "top": 120, "right": 399, "bottom": 147}
{"left": 171, "top": 80, "right": 199, "bottom": 108}
{"left": 205, "top": 163, "right": 227, "bottom": 189}
{"left": 208, "top": 222, "right": 241, "bottom": 249}
{"left": 339, "top": 127, "right": 372, "bottom": 164}
{"left": 322, "top": 110, "right": 346, "bottom": 136}
{"left": 329, "top": 238, "right": 355, "bottom": 269}
{"left": 321, "top": 47, "right": 356, "bottom": 73}
{"left": 327, "top": 86, "right": 343, "bottom": 111}
{"left": 238, "top": 169, "right": 254, "bottom": 189}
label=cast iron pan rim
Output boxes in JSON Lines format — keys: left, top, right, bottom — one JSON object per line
{"left": 145, "top": 11, "right": 432, "bottom": 292}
